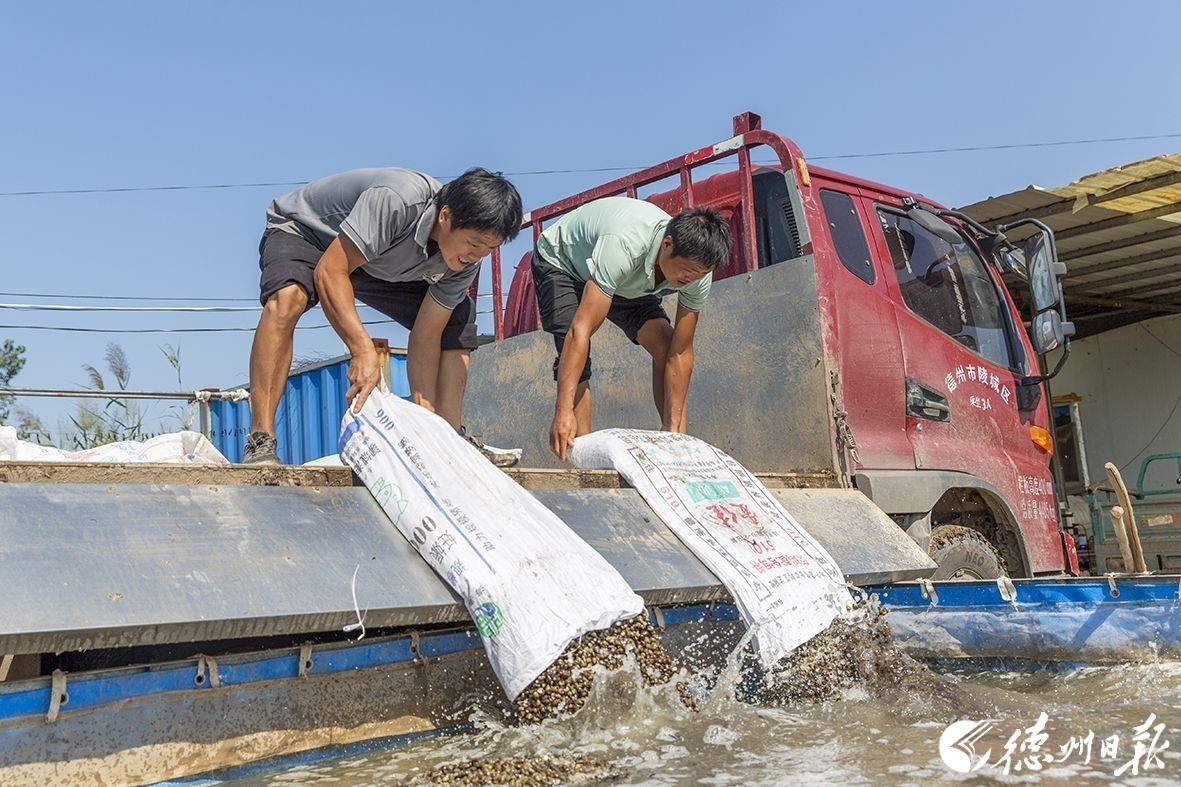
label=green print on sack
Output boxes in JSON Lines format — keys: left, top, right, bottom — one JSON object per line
{"left": 686, "top": 480, "right": 740, "bottom": 502}
{"left": 371, "top": 476, "right": 409, "bottom": 525}
{"left": 474, "top": 602, "right": 505, "bottom": 638}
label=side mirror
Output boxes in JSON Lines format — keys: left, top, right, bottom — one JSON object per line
{"left": 905, "top": 206, "right": 962, "bottom": 245}
{"left": 995, "top": 219, "right": 1074, "bottom": 385}
{"left": 1031, "top": 310, "right": 1075, "bottom": 354}
{"left": 1016, "top": 380, "right": 1042, "bottom": 412}
{"left": 998, "top": 246, "right": 1027, "bottom": 278}
{"left": 1026, "top": 232, "right": 1065, "bottom": 312}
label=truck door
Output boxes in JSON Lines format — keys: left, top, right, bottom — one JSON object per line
{"left": 810, "top": 183, "right": 911, "bottom": 470}
{"left": 866, "top": 204, "right": 1062, "bottom": 573}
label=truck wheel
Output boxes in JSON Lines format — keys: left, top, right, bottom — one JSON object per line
{"left": 928, "top": 525, "right": 1007, "bottom": 580}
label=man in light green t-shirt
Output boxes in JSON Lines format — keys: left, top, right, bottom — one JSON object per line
{"left": 532, "top": 197, "right": 732, "bottom": 460}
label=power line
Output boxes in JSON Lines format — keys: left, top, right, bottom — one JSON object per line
{"left": 1139, "top": 321, "right": 1181, "bottom": 361}
{"left": 4, "top": 132, "right": 1179, "bottom": 197}
{"left": 0, "top": 293, "right": 491, "bottom": 307}
{"left": 0, "top": 181, "right": 308, "bottom": 197}
{"left": 808, "top": 132, "right": 1181, "bottom": 161}
{"left": 0, "top": 320, "right": 398, "bottom": 334}
{"left": 1118, "top": 382, "right": 1181, "bottom": 473}
{"left": 0, "top": 291, "right": 258, "bottom": 303}
{"left": 0, "top": 302, "right": 263, "bottom": 313}
{"left": 1116, "top": 321, "right": 1181, "bottom": 472}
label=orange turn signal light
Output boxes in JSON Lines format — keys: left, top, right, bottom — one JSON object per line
{"left": 796, "top": 157, "right": 811, "bottom": 187}
{"left": 1029, "top": 425, "right": 1053, "bottom": 454}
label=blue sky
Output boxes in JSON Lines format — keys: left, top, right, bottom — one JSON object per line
{"left": 2, "top": 1, "right": 1178, "bottom": 437}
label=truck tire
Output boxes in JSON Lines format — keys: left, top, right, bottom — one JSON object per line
{"left": 928, "top": 525, "right": 1007, "bottom": 580}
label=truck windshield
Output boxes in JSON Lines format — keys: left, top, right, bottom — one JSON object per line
{"left": 879, "top": 210, "right": 1014, "bottom": 369}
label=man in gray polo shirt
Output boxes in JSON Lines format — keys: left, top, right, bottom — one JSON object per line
{"left": 244, "top": 167, "right": 522, "bottom": 465}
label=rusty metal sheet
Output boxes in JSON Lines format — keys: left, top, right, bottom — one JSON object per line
{"left": 0, "top": 461, "right": 355, "bottom": 486}
{"left": 765, "top": 488, "right": 936, "bottom": 584}
{"left": 534, "top": 487, "right": 935, "bottom": 593}
{"left": 0, "top": 483, "right": 466, "bottom": 655}
{"left": 464, "top": 258, "right": 838, "bottom": 474}
{"left": 533, "top": 489, "right": 727, "bottom": 607}
{"left": 0, "top": 481, "right": 928, "bottom": 654}
{"left": 3, "top": 482, "right": 726, "bottom": 653}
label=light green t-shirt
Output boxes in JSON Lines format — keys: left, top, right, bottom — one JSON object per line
{"left": 535, "top": 197, "right": 711, "bottom": 312}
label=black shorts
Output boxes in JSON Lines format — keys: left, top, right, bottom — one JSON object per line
{"left": 258, "top": 228, "right": 478, "bottom": 351}
{"left": 531, "top": 251, "right": 669, "bottom": 383}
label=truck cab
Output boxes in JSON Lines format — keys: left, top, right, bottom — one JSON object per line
{"left": 465, "top": 112, "right": 1077, "bottom": 579}
{"left": 805, "top": 166, "right": 1068, "bottom": 577}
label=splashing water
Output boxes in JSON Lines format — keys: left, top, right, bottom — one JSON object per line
{"left": 238, "top": 607, "right": 1181, "bottom": 785}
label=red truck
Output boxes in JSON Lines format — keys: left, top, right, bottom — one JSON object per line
{"left": 463, "top": 112, "right": 1077, "bottom": 579}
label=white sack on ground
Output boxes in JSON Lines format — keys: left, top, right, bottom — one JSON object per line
{"left": 338, "top": 389, "right": 644, "bottom": 700}
{"left": 571, "top": 429, "right": 852, "bottom": 668}
{"left": 302, "top": 453, "right": 345, "bottom": 467}
{"left": 0, "top": 425, "right": 229, "bottom": 464}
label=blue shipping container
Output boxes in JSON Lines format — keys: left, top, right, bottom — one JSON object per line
{"left": 210, "top": 351, "right": 410, "bottom": 464}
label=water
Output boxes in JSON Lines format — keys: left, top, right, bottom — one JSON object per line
{"left": 240, "top": 649, "right": 1181, "bottom": 785}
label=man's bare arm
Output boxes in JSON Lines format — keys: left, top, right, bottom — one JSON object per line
{"left": 314, "top": 234, "right": 380, "bottom": 412}
{"left": 406, "top": 296, "right": 451, "bottom": 414}
{"left": 662, "top": 305, "right": 699, "bottom": 433}
{"left": 551, "top": 281, "right": 611, "bottom": 460}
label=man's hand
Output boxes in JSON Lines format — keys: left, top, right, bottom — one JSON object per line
{"left": 407, "top": 296, "right": 451, "bottom": 416}
{"left": 550, "top": 407, "right": 578, "bottom": 461}
{"left": 346, "top": 348, "right": 382, "bottom": 413}
{"left": 315, "top": 234, "right": 379, "bottom": 412}
{"left": 661, "top": 305, "right": 699, "bottom": 433}
{"left": 550, "top": 281, "right": 612, "bottom": 461}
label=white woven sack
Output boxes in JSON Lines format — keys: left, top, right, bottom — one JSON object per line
{"left": 339, "top": 388, "right": 644, "bottom": 700}
{"left": 0, "top": 425, "right": 228, "bottom": 464}
{"left": 571, "top": 428, "right": 852, "bottom": 668}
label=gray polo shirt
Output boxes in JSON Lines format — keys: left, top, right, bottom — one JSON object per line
{"left": 266, "top": 168, "right": 475, "bottom": 309}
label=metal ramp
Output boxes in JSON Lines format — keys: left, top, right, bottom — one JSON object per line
{"left": 0, "top": 463, "right": 935, "bottom": 654}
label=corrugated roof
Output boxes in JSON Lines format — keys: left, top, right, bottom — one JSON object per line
{"left": 961, "top": 154, "right": 1181, "bottom": 337}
